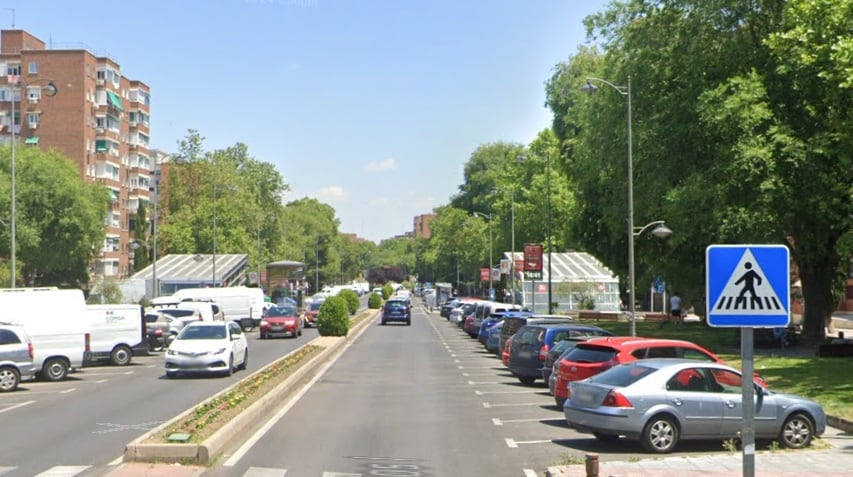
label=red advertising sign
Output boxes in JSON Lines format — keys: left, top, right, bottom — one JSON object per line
{"left": 524, "top": 243, "right": 543, "bottom": 271}
{"left": 480, "top": 267, "right": 490, "bottom": 281}
{"left": 514, "top": 259, "right": 525, "bottom": 272}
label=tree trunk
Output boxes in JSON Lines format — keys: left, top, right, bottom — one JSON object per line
{"left": 799, "top": 262, "right": 835, "bottom": 341}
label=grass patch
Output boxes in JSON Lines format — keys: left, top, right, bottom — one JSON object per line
{"left": 577, "top": 320, "right": 853, "bottom": 422}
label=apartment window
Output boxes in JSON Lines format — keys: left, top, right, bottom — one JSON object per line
{"left": 27, "top": 113, "right": 39, "bottom": 128}
{"left": 95, "top": 117, "right": 105, "bottom": 129}
{"left": 96, "top": 69, "right": 105, "bottom": 81}
{"left": 6, "top": 64, "right": 20, "bottom": 76}
{"left": 27, "top": 86, "right": 41, "bottom": 102}
{"left": 28, "top": 62, "right": 38, "bottom": 74}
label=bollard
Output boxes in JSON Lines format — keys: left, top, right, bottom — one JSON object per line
{"left": 585, "top": 453, "right": 599, "bottom": 477}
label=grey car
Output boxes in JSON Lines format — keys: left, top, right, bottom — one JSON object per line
{"left": 564, "top": 359, "right": 826, "bottom": 453}
{"left": 0, "top": 324, "right": 36, "bottom": 392}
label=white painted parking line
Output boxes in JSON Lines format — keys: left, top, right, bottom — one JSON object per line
{"left": 504, "top": 438, "right": 553, "bottom": 448}
{"left": 468, "top": 380, "right": 515, "bottom": 385}
{"left": 321, "top": 473, "right": 359, "bottom": 477}
{"left": 523, "top": 469, "right": 539, "bottom": 477}
{"left": 0, "top": 467, "right": 14, "bottom": 476}
{"left": 492, "top": 417, "right": 566, "bottom": 426}
{"left": 483, "top": 402, "right": 543, "bottom": 409}
{"left": 475, "top": 389, "right": 540, "bottom": 395}
{"left": 60, "top": 388, "right": 76, "bottom": 394}
{"left": 244, "top": 467, "right": 288, "bottom": 476}
{"left": 33, "top": 465, "right": 91, "bottom": 476}
{"left": 0, "top": 400, "right": 34, "bottom": 414}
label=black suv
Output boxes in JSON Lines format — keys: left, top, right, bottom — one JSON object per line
{"left": 381, "top": 299, "right": 412, "bottom": 326}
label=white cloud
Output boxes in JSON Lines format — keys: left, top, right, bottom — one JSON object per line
{"left": 364, "top": 158, "right": 396, "bottom": 172}
{"left": 318, "top": 186, "right": 348, "bottom": 202}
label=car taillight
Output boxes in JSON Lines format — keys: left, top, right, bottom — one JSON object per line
{"left": 154, "top": 329, "right": 163, "bottom": 336}
{"left": 538, "top": 344, "right": 549, "bottom": 361}
{"left": 85, "top": 333, "right": 91, "bottom": 352}
{"left": 602, "top": 390, "right": 632, "bottom": 408}
{"left": 28, "top": 342, "right": 34, "bottom": 360}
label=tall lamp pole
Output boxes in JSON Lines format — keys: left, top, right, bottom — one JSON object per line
{"left": 212, "top": 186, "right": 218, "bottom": 287}
{"left": 582, "top": 76, "right": 671, "bottom": 336}
{"left": 546, "top": 152, "right": 553, "bottom": 314}
{"left": 9, "top": 78, "right": 58, "bottom": 288}
{"left": 472, "top": 211, "right": 493, "bottom": 300}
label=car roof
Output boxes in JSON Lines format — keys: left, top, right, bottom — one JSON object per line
{"left": 621, "top": 359, "right": 734, "bottom": 373}
{"left": 184, "top": 321, "right": 228, "bottom": 328}
{"left": 582, "top": 336, "right": 705, "bottom": 348}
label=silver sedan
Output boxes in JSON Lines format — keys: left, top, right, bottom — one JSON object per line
{"left": 563, "top": 359, "right": 826, "bottom": 453}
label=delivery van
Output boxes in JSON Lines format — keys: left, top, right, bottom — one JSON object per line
{"left": 0, "top": 288, "right": 91, "bottom": 381}
{"left": 85, "top": 304, "right": 148, "bottom": 365}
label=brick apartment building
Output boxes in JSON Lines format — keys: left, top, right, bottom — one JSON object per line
{"left": 0, "top": 29, "right": 153, "bottom": 280}
{"left": 413, "top": 213, "right": 434, "bottom": 239}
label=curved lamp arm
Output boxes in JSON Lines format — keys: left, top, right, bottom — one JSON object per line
{"left": 582, "top": 77, "right": 628, "bottom": 96}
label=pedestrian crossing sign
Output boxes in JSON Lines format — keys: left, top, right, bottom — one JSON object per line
{"left": 706, "top": 244, "right": 790, "bottom": 328}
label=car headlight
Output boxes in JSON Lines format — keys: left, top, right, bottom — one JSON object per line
{"left": 260, "top": 320, "right": 269, "bottom": 327}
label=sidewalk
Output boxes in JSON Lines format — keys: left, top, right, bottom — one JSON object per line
{"left": 546, "top": 425, "right": 853, "bottom": 477}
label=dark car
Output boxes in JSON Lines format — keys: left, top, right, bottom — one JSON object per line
{"left": 498, "top": 313, "right": 570, "bottom": 356}
{"left": 381, "top": 298, "right": 411, "bottom": 325}
{"left": 508, "top": 323, "right": 613, "bottom": 385}
{"left": 541, "top": 325, "right": 615, "bottom": 384}
{"left": 440, "top": 299, "right": 460, "bottom": 318}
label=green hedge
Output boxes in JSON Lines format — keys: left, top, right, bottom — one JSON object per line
{"left": 338, "top": 288, "right": 359, "bottom": 315}
{"left": 368, "top": 293, "right": 383, "bottom": 309}
{"left": 382, "top": 284, "right": 394, "bottom": 300}
{"left": 317, "top": 296, "right": 349, "bottom": 337}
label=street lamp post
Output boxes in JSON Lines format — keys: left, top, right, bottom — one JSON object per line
{"left": 9, "top": 78, "right": 58, "bottom": 288}
{"left": 546, "top": 152, "right": 553, "bottom": 314}
{"left": 472, "top": 211, "right": 493, "bottom": 300}
{"left": 582, "top": 76, "right": 671, "bottom": 335}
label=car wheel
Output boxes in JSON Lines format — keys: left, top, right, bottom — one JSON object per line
{"left": 165, "top": 371, "right": 176, "bottom": 379}
{"left": 554, "top": 396, "right": 566, "bottom": 408}
{"left": 239, "top": 349, "right": 248, "bottom": 370}
{"left": 41, "top": 358, "right": 69, "bottom": 382}
{"left": 110, "top": 345, "right": 133, "bottom": 366}
{"left": 593, "top": 433, "right": 621, "bottom": 443}
{"left": 406, "top": 319, "right": 411, "bottom": 326}
{"left": 225, "top": 354, "right": 234, "bottom": 377}
{"left": 0, "top": 366, "right": 21, "bottom": 392}
{"left": 779, "top": 412, "right": 814, "bottom": 449}
{"left": 518, "top": 376, "right": 537, "bottom": 385}
{"left": 641, "top": 414, "right": 679, "bottom": 453}
{"left": 381, "top": 320, "right": 386, "bottom": 325}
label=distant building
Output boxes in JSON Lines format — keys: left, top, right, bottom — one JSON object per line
{"left": 413, "top": 213, "right": 434, "bottom": 239}
{"left": 0, "top": 29, "right": 152, "bottom": 280}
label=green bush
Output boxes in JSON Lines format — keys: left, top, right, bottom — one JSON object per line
{"left": 317, "top": 296, "right": 349, "bottom": 337}
{"left": 382, "top": 284, "right": 394, "bottom": 300}
{"left": 368, "top": 293, "right": 383, "bottom": 309}
{"left": 338, "top": 288, "right": 359, "bottom": 315}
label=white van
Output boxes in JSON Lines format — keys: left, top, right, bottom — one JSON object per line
{"left": 0, "top": 288, "right": 91, "bottom": 381}
{"left": 173, "top": 287, "right": 262, "bottom": 330}
{"left": 150, "top": 295, "right": 223, "bottom": 322}
{"left": 85, "top": 304, "right": 147, "bottom": 365}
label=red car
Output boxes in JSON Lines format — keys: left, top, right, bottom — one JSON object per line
{"left": 501, "top": 335, "right": 514, "bottom": 367}
{"left": 551, "top": 336, "right": 760, "bottom": 408}
{"left": 259, "top": 305, "right": 303, "bottom": 339}
{"left": 302, "top": 300, "right": 323, "bottom": 327}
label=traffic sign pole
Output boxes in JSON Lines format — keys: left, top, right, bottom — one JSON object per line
{"left": 741, "top": 327, "right": 755, "bottom": 477}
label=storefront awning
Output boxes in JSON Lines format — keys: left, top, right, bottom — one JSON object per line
{"left": 106, "top": 91, "right": 124, "bottom": 111}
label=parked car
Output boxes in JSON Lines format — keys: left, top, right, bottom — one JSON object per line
{"left": 303, "top": 300, "right": 323, "bottom": 327}
{"left": 145, "top": 312, "right": 184, "bottom": 351}
{"left": 0, "top": 324, "right": 35, "bottom": 392}
{"left": 472, "top": 302, "right": 521, "bottom": 338}
{"left": 260, "top": 305, "right": 303, "bottom": 339}
{"left": 477, "top": 314, "right": 504, "bottom": 346}
{"left": 498, "top": 313, "right": 568, "bottom": 356}
{"left": 508, "top": 323, "right": 614, "bottom": 385}
{"left": 164, "top": 321, "right": 248, "bottom": 378}
{"left": 440, "top": 299, "right": 460, "bottom": 318}
{"left": 564, "top": 359, "right": 825, "bottom": 453}
{"left": 381, "top": 298, "right": 411, "bottom": 325}
{"left": 485, "top": 319, "right": 505, "bottom": 354}
{"left": 552, "top": 336, "right": 745, "bottom": 408}
{"left": 541, "top": 325, "right": 615, "bottom": 385}
{"left": 158, "top": 308, "right": 203, "bottom": 327}
{"left": 448, "top": 302, "right": 474, "bottom": 325}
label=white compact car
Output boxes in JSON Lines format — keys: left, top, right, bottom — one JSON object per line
{"left": 164, "top": 321, "right": 248, "bottom": 378}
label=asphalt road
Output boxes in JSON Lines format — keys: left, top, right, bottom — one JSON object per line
{"left": 0, "top": 323, "right": 320, "bottom": 477}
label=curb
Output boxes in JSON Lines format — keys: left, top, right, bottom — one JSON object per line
{"left": 123, "top": 309, "right": 376, "bottom": 465}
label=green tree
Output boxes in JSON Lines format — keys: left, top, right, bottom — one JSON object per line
{"left": 0, "top": 147, "right": 108, "bottom": 287}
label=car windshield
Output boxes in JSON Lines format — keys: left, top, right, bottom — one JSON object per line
{"left": 178, "top": 325, "right": 226, "bottom": 340}
{"left": 161, "top": 309, "right": 197, "bottom": 318}
{"left": 563, "top": 344, "right": 618, "bottom": 363}
{"left": 589, "top": 363, "right": 657, "bottom": 387}
{"left": 267, "top": 306, "right": 297, "bottom": 317}
{"left": 310, "top": 302, "right": 323, "bottom": 311}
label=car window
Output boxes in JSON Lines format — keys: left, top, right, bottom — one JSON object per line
{"left": 590, "top": 363, "right": 656, "bottom": 386}
{"left": 564, "top": 345, "right": 618, "bottom": 363}
{"left": 268, "top": 306, "right": 297, "bottom": 317}
{"left": 679, "top": 347, "right": 718, "bottom": 361}
{"left": 310, "top": 302, "right": 323, "bottom": 311}
{"left": 514, "top": 327, "right": 539, "bottom": 345}
{"left": 162, "top": 309, "right": 198, "bottom": 318}
{"left": 645, "top": 347, "right": 679, "bottom": 358}
{"left": 709, "top": 368, "right": 743, "bottom": 392}
{"left": 0, "top": 329, "right": 21, "bottom": 345}
{"left": 179, "top": 325, "right": 226, "bottom": 340}
{"left": 229, "top": 323, "right": 243, "bottom": 336}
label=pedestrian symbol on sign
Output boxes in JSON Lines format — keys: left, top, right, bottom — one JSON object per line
{"left": 711, "top": 249, "right": 783, "bottom": 315}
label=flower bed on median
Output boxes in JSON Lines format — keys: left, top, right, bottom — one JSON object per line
{"left": 146, "top": 344, "right": 323, "bottom": 444}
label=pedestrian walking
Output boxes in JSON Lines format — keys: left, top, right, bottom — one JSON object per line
{"left": 669, "top": 291, "right": 683, "bottom": 325}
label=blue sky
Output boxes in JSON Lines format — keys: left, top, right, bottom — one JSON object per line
{"left": 7, "top": 0, "right": 609, "bottom": 243}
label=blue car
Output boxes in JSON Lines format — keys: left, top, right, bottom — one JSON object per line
{"left": 478, "top": 316, "right": 504, "bottom": 346}
{"left": 485, "top": 320, "right": 504, "bottom": 355}
{"left": 509, "top": 322, "right": 613, "bottom": 385}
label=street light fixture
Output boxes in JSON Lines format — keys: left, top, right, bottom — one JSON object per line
{"left": 472, "top": 211, "right": 493, "bottom": 300}
{"left": 9, "top": 78, "right": 58, "bottom": 288}
{"left": 582, "top": 75, "right": 671, "bottom": 336}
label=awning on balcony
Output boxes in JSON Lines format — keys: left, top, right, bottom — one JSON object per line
{"left": 24, "top": 136, "right": 39, "bottom": 145}
{"left": 106, "top": 91, "right": 124, "bottom": 111}
{"left": 95, "top": 139, "right": 107, "bottom": 152}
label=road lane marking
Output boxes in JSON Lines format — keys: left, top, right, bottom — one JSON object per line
{"left": 60, "top": 388, "right": 76, "bottom": 394}
{"left": 245, "top": 467, "right": 288, "bottom": 476}
{"left": 505, "top": 438, "right": 553, "bottom": 448}
{"left": 523, "top": 469, "right": 538, "bottom": 477}
{"left": 492, "top": 417, "right": 566, "bottom": 426}
{"left": 33, "top": 466, "right": 91, "bottom": 476}
{"left": 0, "top": 400, "right": 34, "bottom": 414}
{"left": 475, "top": 389, "right": 540, "bottom": 395}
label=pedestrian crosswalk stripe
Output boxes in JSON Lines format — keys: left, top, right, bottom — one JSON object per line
{"left": 710, "top": 249, "right": 784, "bottom": 315}
{"left": 244, "top": 467, "right": 287, "bottom": 477}
{"left": 33, "top": 466, "right": 91, "bottom": 477}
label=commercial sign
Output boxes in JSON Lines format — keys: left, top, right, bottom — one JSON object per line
{"left": 523, "top": 243, "right": 543, "bottom": 280}
{"left": 500, "top": 259, "right": 510, "bottom": 274}
{"left": 480, "top": 267, "right": 490, "bottom": 282}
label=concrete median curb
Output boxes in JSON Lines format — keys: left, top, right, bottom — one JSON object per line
{"left": 124, "top": 309, "right": 377, "bottom": 465}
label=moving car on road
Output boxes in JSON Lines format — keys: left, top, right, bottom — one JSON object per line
{"left": 564, "top": 359, "right": 825, "bottom": 453}
{"left": 381, "top": 298, "right": 411, "bottom": 325}
{"left": 165, "top": 321, "right": 248, "bottom": 378}
{"left": 260, "top": 305, "right": 303, "bottom": 339}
